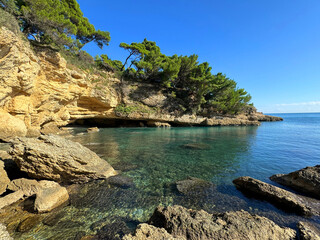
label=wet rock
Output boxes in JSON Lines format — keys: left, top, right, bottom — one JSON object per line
{"left": 0, "top": 160, "right": 10, "bottom": 195}
{"left": 298, "top": 222, "right": 320, "bottom": 240}
{"left": 0, "top": 223, "right": 13, "bottom": 240}
{"left": 0, "top": 190, "right": 24, "bottom": 209}
{"left": 34, "top": 181, "right": 69, "bottom": 213}
{"left": 123, "top": 223, "right": 184, "bottom": 240}
{"left": 9, "top": 135, "right": 117, "bottom": 183}
{"left": 175, "top": 177, "right": 215, "bottom": 195}
{"left": 270, "top": 165, "right": 320, "bottom": 199}
{"left": 108, "top": 175, "right": 134, "bottom": 189}
{"left": 148, "top": 205, "right": 296, "bottom": 240}
{"left": 17, "top": 215, "right": 41, "bottom": 232}
{"left": 181, "top": 143, "right": 210, "bottom": 150}
{"left": 87, "top": 127, "right": 99, "bottom": 133}
{"left": 233, "top": 176, "right": 313, "bottom": 216}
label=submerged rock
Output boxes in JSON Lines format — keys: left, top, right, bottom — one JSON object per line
{"left": 270, "top": 165, "right": 320, "bottom": 199}
{"left": 108, "top": 175, "right": 134, "bottom": 189}
{"left": 123, "top": 223, "right": 184, "bottom": 240}
{"left": 146, "top": 205, "right": 296, "bottom": 240}
{"left": 17, "top": 215, "right": 41, "bottom": 232}
{"left": 175, "top": 177, "right": 215, "bottom": 195}
{"left": 181, "top": 143, "right": 210, "bottom": 150}
{"left": 233, "top": 176, "right": 313, "bottom": 216}
{"left": 9, "top": 135, "right": 117, "bottom": 183}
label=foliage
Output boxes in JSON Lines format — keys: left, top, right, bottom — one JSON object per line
{"left": 0, "top": 0, "right": 110, "bottom": 50}
{"left": 120, "top": 40, "right": 252, "bottom": 115}
{"left": 95, "top": 54, "right": 123, "bottom": 73}
{"left": 115, "top": 103, "right": 157, "bottom": 116}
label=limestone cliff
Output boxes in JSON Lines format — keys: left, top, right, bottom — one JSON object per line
{"left": 0, "top": 27, "right": 282, "bottom": 140}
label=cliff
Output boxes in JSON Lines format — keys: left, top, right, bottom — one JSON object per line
{"left": 0, "top": 27, "right": 282, "bottom": 140}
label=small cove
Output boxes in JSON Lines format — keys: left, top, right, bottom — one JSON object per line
{"left": 11, "top": 113, "right": 320, "bottom": 239}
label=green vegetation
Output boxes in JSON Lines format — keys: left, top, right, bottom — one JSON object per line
{"left": 115, "top": 103, "right": 157, "bottom": 116}
{"left": 0, "top": 0, "right": 110, "bottom": 51}
{"left": 120, "top": 39, "right": 251, "bottom": 114}
{"left": 0, "top": 0, "right": 253, "bottom": 116}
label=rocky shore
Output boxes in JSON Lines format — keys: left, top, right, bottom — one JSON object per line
{"left": 0, "top": 26, "right": 282, "bottom": 143}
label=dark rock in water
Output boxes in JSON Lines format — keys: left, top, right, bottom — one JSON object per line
{"left": 72, "top": 231, "right": 87, "bottom": 240}
{"left": 43, "top": 211, "right": 65, "bottom": 226}
{"left": 108, "top": 175, "right": 134, "bottom": 189}
{"left": 17, "top": 215, "right": 41, "bottom": 232}
{"left": 9, "top": 135, "right": 117, "bottom": 183}
{"left": 175, "top": 177, "right": 215, "bottom": 195}
{"left": 298, "top": 222, "right": 320, "bottom": 240}
{"left": 233, "top": 176, "right": 313, "bottom": 216}
{"left": 143, "top": 205, "right": 296, "bottom": 240}
{"left": 270, "top": 165, "right": 320, "bottom": 199}
{"left": 112, "top": 162, "right": 138, "bottom": 172}
{"left": 181, "top": 143, "right": 210, "bottom": 150}
{"left": 96, "top": 219, "right": 132, "bottom": 240}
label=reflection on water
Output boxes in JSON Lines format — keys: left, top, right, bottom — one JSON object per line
{"left": 10, "top": 114, "right": 320, "bottom": 239}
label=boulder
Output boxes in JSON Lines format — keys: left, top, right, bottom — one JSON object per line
{"left": 298, "top": 222, "right": 320, "bottom": 240}
{"left": 87, "top": 127, "right": 99, "bottom": 133}
{"left": 9, "top": 135, "right": 117, "bottom": 183}
{"left": 175, "top": 177, "right": 215, "bottom": 195}
{"left": 5, "top": 178, "right": 69, "bottom": 212}
{"left": 0, "top": 110, "right": 27, "bottom": 141}
{"left": 233, "top": 176, "right": 313, "bottom": 216}
{"left": 148, "top": 205, "right": 296, "bottom": 240}
{"left": 270, "top": 165, "right": 320, "bottom": 199}
{"left": 34, "top": 181, "right": 69, "bottom": 213}
{"left": 123, "top": 223, "right": 185, "bottom": 240}
{"left": 0, "top": 160, "right": 10, "bottom": 195}
{"left": 0, "top": 223, "right": 13, "bottom": 240}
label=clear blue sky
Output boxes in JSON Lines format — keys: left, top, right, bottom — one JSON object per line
{"left": 78, "top": 0, "right": 320, "bottom": 113}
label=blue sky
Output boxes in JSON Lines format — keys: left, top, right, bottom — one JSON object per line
{"left": 78, "top": 0, "right": 320, "bottom": 113}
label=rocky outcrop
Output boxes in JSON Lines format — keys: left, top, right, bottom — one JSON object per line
{"left": 233, "top": 176, "right": 313, "bottom": 216}
{"left": 298, "top": 222, "right": 320, "bottom": 240}
{"left": 142, "top": 205, "right": 296, "bottom": 240}
{"left": 251, "top": 112, "right": 283, "bottom": 122}
{"left": 123, "top": 223, "right": 185, "bottom": 240}
{"left": 0, "top": 160, "right": 10, "bottom": 195}
{"left": 0, "top": 190, "right": 24, "bottom": 210}
{"left": 9, "top": 135, "right": 117, "bottom": 183}
{"left": 270, "top": 165, "right": 320, "bottom": 199}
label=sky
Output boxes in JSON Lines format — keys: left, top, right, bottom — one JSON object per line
{"left": 77, "top": 0, "right": 320, "bottom": 114}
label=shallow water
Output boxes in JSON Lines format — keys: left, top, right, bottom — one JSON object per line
{"left": 14, "top": 113, "right": 320, "bottom": 239}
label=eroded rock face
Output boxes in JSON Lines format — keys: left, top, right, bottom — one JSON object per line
{"left": 298, "top": 222, "right": 320, "bottom": 240}
{"left": 270, "top": 166, "right": 320, "bottom": 199}
{"left": 147, "top": 205, "right": 296, "bottom": 240}
{"left": 9, "top": 135, "right": 117, "bottom": 183}
{"left": 0, "top": 110, "right": 27, "bottom": 141}
{"left": 233, "top": 176, "right": 313, "bottom": 216}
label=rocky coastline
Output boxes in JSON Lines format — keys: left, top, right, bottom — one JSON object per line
{"left": 0, "top": 26, "right": 307, "bottom": 239}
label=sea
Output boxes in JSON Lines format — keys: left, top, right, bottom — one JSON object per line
{"left": 13, "top": 113, "right": 320, "bottom": 239}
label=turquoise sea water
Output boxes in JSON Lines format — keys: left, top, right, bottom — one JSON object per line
{"left": 17, "top": 113, "right": 320, "bottom": 239}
